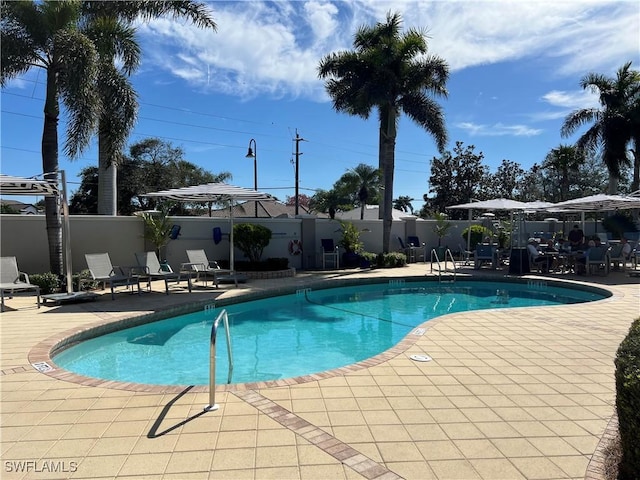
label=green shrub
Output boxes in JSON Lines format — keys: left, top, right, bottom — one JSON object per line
{"left": 461, "top": 224, "right": 492, "bottom": 250}
{"left": 29, "top": 272, "right": 60, "bottom": 294}
{"left": 74, "top": 269, "right": 99, "bottom": 291}
{"left": 376, "top": 252, "right": 406, "bottom": 268}
{"left": 230, "top": 258, "right": 289, "bottom": 271}
{"left": 234, "top": 223, "right": 272, "bottom": 263}
{"left": 615, "top": 318, "right": 640, "bottom": 479}
{"left": 360, "top": 252, "right": 378, "bottom": 267}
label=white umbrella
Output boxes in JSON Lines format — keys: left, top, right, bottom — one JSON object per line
{"left": 143, "top": 183, "right": 272, "bottom": 270}
{"left": 545, "top": 194, "right": 640, "bottom": 212}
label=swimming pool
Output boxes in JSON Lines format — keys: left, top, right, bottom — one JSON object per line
{"left": 53, "top": 280, "right": 607, "bottom": 386}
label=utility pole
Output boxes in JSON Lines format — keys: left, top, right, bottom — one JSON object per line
{"left": 293, "top": 130, "right": 306, "bottom": 216}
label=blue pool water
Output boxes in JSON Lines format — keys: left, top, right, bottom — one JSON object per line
{"left": 53, "top": 280, "right": 606, "bottom": 386}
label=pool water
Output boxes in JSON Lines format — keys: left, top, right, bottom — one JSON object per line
{"left": 53, "top": 281, "right": 605, "bottom": 386}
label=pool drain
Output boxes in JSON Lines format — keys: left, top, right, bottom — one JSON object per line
{"left": 410, "top": 354, "right": 432, "bottom": 362}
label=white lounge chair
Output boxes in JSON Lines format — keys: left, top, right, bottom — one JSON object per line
{"left": 83, "top": 253, "right": 140, "bottom": 299}
{"left": 134, "top": 252, "right": 192, "bottom": 295}
{"left": 0, "top": 257, "right": 40, "bottom": 312}
{"left": 182, "top": 249, "right": 238, "bottom": 288}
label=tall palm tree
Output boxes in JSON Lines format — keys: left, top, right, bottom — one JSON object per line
{"left": 82, "top": 16, "right": 140, "bottom": 215}
{"left": 81, "top": 1, "right": 217, "bottom": 215}
{"left": 340, "top": 164, "right": 382, "bottom": 220}
{"left": 561, "top": 61, "right": 640, "bottom": 194}
{"left": 1, "top": 0, "right": 101, "bottom": 275}
{"left": 318, "top": 11, "right": 448, "bottom": 252}
{"left": 542, "top": 144, "right": 585, "bottom": 201}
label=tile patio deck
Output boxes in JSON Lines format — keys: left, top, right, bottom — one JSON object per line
{"left": 1, "top": 264, "right": 638, "bottom": 480}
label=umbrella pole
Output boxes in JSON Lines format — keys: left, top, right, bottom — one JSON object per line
{"left": 229, "top": 202, "right": 234, "bottom": 271}
{"left": 61, "top": 171, "right": 73, "bottom": 294}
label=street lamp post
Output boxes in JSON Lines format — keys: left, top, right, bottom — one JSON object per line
{"left": 245, "top": 139, "right": 257, "bottom": 217}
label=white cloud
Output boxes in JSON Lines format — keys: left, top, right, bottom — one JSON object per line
{"left": 135, "top": 0, "right": 639, "bottom": 101}
{"left": 456, "top": 122, "right": 543, "bottom": 137}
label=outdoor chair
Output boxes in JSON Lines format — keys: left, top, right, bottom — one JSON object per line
{"left": 134, "top": 252, "right": 192, "bottom": 295}
{"left": 608, "top": 243, "right": 627, "bottom": 271}
{"left": 183, "top": 249, "right": 237, "bottom": 288}
{"left": 474, "top": 244, "right": 498, "bottom": 270}
{"left": 458, "top": 243, "right": 473, "bottom": 266}
{"left": 397, "top": 237, "right": 416, "bottom": 263}
{"left": 0, "top": 256, "right": 40, "bottom": 312}
{"left": 407, "top": 236, "right": 426, "bottom": 262}
{"left": 82, "top": 253, "right": 141, "bottom": 300}
{"left": 321, "top": 239, "right": 339, "bottom": 269}
{"left": 585, "top": 246, "right": 609, "bottom": 276}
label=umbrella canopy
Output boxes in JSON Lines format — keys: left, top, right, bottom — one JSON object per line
{"left": 143, "top": 183, "right": 273, "bottom": 271}
{"left": 143, "top": 182, "right": 272, "bottom": 203}
{"left": 545, "top": 194, "right": 640, "bottom": 212}
{"left": 0, "top": 174, "right": 59, "bottom": 197}
{"left": 447, "top": 198, "right": 531, "bottom": 211}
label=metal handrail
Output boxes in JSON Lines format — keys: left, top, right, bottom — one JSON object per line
{"left": 205, "top": 308, "right": 233, "bottom": 412}
{"left": 430, "top": 248, "right": 457, "bottom": 282}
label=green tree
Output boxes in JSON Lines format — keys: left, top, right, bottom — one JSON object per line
{"left": 426, "top": 142, "right": 488, "bottom": 219}
{"left": 318, "top": 11, "right": 448, "bottom": 252}
{"left": 393, "top": 196, "right": 414, "bottom": 214}
{"left": 81, "top": 1, "right": 217, "bottom": 215}
{"left": 542, "top": 145, "right": 585, "bottom": 201}
{"left": 309, "top": 188, "right": 351, "bottom": 219}
{"left": 1, "top": 0, "right": 101, "bottom": 275}
{"left": 561, "top": 62, "right": 640, "bottom": 193}
{"left": 69, "top": 138, "right": 231, "bottom": 215}
{"left": 338, "top": 164, "right": 382, "bottom": 219}
{"left": 487, "top": 159, "right": 526, "bottom": 200}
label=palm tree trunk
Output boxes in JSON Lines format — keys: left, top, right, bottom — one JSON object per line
{"left": 381, "top": 133, "right": 396, "bottom": 253}
{"left": 631, "top": 146, "right": 639, "bottom": 192}
{"left": 43, "top": 70, "right": 63, "bottom": 276}
{"left": 98, "top": 131, "right": 117, "bottom": 215}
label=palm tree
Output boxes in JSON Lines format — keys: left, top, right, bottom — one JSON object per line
{"left": 561, "top": 62, "right": 640, "bottom": 194}
{"left": 542, "top": 144, "right": 585, "bottom": 201}
{"left": 340, "top": 164, "right": 382, "bottom": 219}
{"left": 81, "top": 1, "right": 217, "bottom": 215}
{"left": 1, "top": 0, "right": 101, "bottom": 275}
{"left": 318, "top": 11, "right": 448, "bottom": 252}
{"left": 393, "top": 196, "right": 415, "bottom": 214}
{"left": 83, "top": 16, "right": 140, "bottom": 215}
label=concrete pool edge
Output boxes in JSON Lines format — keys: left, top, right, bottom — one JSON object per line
{"left": 28, "top": 274, "right": 614, "bottom": 394}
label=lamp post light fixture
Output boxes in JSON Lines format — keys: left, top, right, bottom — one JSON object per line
{"left": 245, "top": 139, "right": 257, "bottom": 217}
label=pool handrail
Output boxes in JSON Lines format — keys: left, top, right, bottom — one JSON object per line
{"left": 205, "top": 308, "right": 233, "bottom": 412}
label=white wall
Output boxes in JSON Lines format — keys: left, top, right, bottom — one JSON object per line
{"left": 0, "top": 213, "right": 600, "bottom": 275}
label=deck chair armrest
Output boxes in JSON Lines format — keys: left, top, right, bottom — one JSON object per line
{"left": 18, "top": 271, "right": 30, "bottom": 283}
{"left": 208, "top": 260, "right": 221, "bottom": 269}
{"left": 130, "top": 265, "right": 150, "bottom": 276}
{"left": 181, "top": 262, "right": 205, "bottom": 272}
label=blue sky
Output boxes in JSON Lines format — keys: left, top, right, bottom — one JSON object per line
{"left": 1, "top": 0, "right": 639, "bottom": 210}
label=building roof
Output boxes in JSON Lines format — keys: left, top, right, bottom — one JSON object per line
{"left": 335, "top": 205, "right": 416, "bottom": 221}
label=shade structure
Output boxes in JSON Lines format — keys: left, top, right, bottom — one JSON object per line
{"left": 143, "top": 183, "right": 273, "bottom": 270}
{"left": 0, "top": 174, "right": 59, "bottom": 197}
{"left": 0, "top": 172, "right": 75, "bottom": 295}
{"left": 446, "top": 198, "right": 554, "bottom": 250}
{"left": 544, "top": 194, "right": 640, "bottom": 212}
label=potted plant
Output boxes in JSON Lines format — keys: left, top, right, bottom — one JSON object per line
{"left": 433, "top": 212, "right": 453, "bottom": 258}
{"left": 338, "top": 221, "right": 364, "bottom": 268}
{"left": 140, "top": 209, "right": 173, "bottom": 261}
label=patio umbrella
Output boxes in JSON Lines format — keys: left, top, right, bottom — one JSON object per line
{"left": 447, "top": 198, "right": 550, "bottom": 250}
{"left": 142, "top": 183, "right": 272, "bottom": 270}
{"left": 545, "top": 194, "right": 640, "bottom": 212}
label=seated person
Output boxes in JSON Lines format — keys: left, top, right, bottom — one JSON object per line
{"left": 527, "top": 238, "right": 553, "bottom": 273}
{"left": 568, "top": 224, "right": 585, "bottom": 250}
{"left": 575, "top": 240, "right": 596, "bottom": 274}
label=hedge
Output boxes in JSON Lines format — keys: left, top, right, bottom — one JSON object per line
{"left": 615, "top": 318, "right": 640, "bottom": 479}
